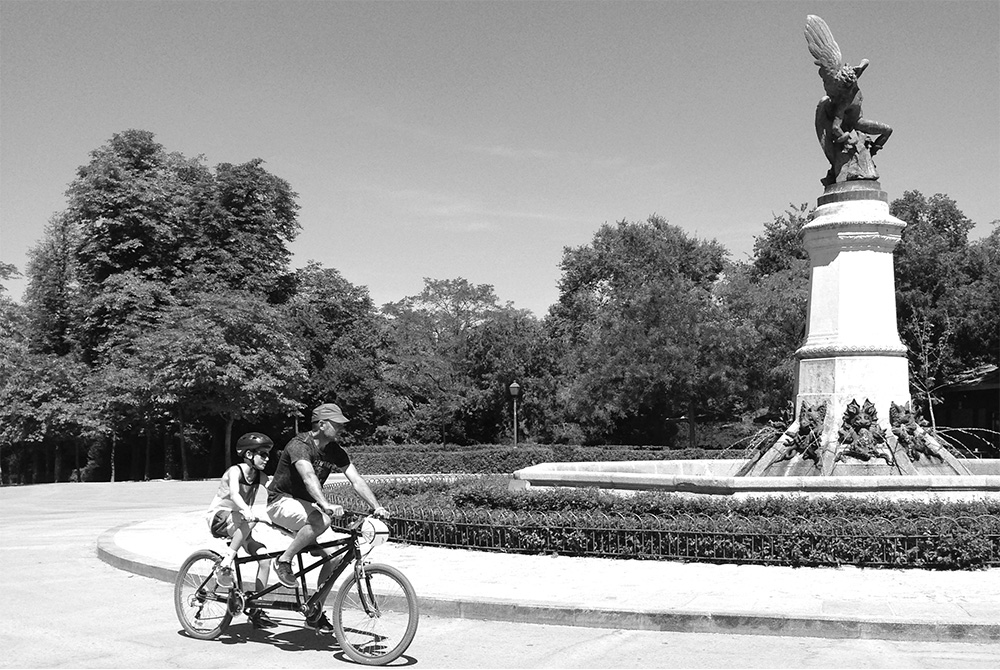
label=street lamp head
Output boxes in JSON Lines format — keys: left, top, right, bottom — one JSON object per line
{"left": 508, "top": 381, "right": 521, "bottom": 398}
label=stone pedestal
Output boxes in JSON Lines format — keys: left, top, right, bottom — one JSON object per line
{"left": 744, "top": 181, "right": 969, "bottom": 477}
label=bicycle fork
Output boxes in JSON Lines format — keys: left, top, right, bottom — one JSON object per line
{"left": 354, "top": 561, "right": 380, "bottom": 618}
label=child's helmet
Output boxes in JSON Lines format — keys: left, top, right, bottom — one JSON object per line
{"left": 236, "top": 432, "right": 273, "bottom": 456}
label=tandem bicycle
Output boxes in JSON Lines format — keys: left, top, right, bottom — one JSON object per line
{"left": 174, "top": 509, "right": 418, "bottom": 666}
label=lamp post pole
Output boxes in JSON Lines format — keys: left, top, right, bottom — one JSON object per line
{"left": 509, "top": 381, "right": 521, "bottom": 447}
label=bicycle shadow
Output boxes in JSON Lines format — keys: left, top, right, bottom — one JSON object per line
{"left": 176, "top": 621, "right": 419, "bottom": 665}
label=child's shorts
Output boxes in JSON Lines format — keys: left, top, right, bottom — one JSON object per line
{"left": 207, "top": 509, "right": 248, "bottom": 539}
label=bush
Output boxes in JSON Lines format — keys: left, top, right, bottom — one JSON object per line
{"left": 326, "top": 476, "right": 1000, "bottom": 569}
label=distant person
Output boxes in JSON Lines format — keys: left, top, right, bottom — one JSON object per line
{"left": 205, "top": 431, "right": 277, "bottom": 629}
{"left": 266, "top": 402, "right": 389, "bottom": 634}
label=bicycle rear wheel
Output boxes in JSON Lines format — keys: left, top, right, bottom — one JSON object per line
{"left": 174, "top": 549, "right": 233, "bottom": 640}
{"left": 332, "top": 563, "right": 419, "bottom": 665}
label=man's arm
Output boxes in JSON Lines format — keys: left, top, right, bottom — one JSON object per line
{"left": 341, "top": 463, "right": 388, "bottom": 516}
{"left": 293, "top": 459, "right": 343, "bottom": 516}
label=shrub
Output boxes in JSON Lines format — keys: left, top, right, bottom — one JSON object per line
{"left": 326, "top": 476, "right": 1000, "bottom": 569}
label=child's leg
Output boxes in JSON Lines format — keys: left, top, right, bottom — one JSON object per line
{"left": 220, "top": 517, "right": 251, "bottom": 568}
{"left": 246, "top": 537, "right": 270, "bottom": 591}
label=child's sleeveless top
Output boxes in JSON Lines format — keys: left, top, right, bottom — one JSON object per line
{"left": 206, "top": 464, "right": 260, "bottom": 514}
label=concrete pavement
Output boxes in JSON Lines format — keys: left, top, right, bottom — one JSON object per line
{"left": 97, "top": 480, "right": 1000, "bottom": 643}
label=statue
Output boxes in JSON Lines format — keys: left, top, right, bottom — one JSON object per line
{"left": 805, "top": 15, "right": 893, "bottom": 186}
{"left": 837, "top": 399, "right": 895, "bottom": 466}
{"left": 890, "top": 401, "right": 944, "bottom": 462}
{"left": 775, "top": 402, "right": 827, "bottom": 467}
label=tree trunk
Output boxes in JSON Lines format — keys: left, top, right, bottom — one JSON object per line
{"left": 179, "top": 410, "right": 189, "bottom": 481}
{"left": 163, "top": 427, "right": 173, "bottom": 479}
{"left": 110, "top": 433, "right": 116, "bottom": 482}
{"left": 687, "top": 399, "right": 697, "bottom": 450}
{"left": 75, "top": 442, "right": 81, "bottom": 482}
{"left": 144, "top": 429, "right": 151, "bottom": 481}
{"left": 224, "top": 414, "right": 234, "bottom": 469}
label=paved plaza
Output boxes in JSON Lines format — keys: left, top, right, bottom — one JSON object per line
{"left": 100, "top": 479, "right": 1000, "bottom": 642}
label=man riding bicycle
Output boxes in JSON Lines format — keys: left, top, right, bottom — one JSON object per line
{"left": 265, "top": 402, "right": 388, "bottom": 634}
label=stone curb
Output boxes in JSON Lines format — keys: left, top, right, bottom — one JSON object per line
{"left": 96, "top": 522, "right": 1000, "bottom": 643}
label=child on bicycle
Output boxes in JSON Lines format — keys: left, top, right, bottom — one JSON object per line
{"left": 205, "top": 431, "right": 277, "bottom": 629}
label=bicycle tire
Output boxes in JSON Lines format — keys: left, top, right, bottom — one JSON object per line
{"left": 174, "top": 549, "right": 234, "bottom": 640}
{"left": 332, "top": 563, "right": 419, "bottom": 665}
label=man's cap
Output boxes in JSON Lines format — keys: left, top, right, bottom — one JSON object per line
{"left": 312, "top": 403, "right": 349, "bottom": 424}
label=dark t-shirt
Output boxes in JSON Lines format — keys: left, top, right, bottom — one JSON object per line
{"left": 266, "top": 432, "right": 351, "bottom": 504}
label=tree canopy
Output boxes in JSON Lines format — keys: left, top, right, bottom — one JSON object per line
{"left": 2, "top": 130, "right": 994, "bottom": 483}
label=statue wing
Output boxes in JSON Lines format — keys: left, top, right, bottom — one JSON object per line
{"left": 805, "top": 15, "right": 843, "bottom": 98}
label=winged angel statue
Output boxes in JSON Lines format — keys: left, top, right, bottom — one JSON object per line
{"left": 805, "top": 15, "right": 892, "bottom": 186}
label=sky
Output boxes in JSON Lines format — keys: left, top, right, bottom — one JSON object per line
{"left": 1, "top": 1, "right": 998, "bottom": 317}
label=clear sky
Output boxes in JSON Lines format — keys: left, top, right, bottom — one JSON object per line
{"left": 2, "top": 0, "right": 997, "bottom": 317}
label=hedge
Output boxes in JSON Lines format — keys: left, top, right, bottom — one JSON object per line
{"left": 326, "top": 475, "right": 1000, "bottom": 569}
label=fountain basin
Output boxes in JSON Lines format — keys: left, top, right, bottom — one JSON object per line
{"left": 511, "top": 459, "right": 1000, "bottom": 500}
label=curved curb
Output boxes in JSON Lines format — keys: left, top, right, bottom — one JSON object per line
{"left": 97, "top": 523, "right": 180, "bottom": 584}
{"left": 96, "top": 521, "right": 1000, "bottom": 643}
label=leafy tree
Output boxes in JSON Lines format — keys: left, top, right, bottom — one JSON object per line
{"left": 0, "top": 350, "right": 100, "bottom": 483}
{"left": 955, "top": 225, "right": 1000, "bottom": 366}
{"left": 382, "top": 278, "right": 510, "bottom": 444}
{"left": 890, "top": 191, "right": 991, "bottom": 404}
{"left": 22, "top": 213, "right": 81, "bottom": 356}
{"left": 210, "top": 159, "right": 300, "bottom": 295}
{"left": 749, "top": 204, "right": 811, "bottom": 278}
{"left": 0, "top": 262, "right": 24, "bottom": 346}
{"left": 126, "top": 286, "right": 307, "bottom": 477}
{"left": 459, "top": 305, "right": 554, "bottom": 444}
{"left": 720, "top": 206, "right": 812, "bottom": 419}
{"left": 280, "top": 262, "right": 385, "bottom": 439}
{"left": 549, "top": 216, "right": 731, "bottom": 446}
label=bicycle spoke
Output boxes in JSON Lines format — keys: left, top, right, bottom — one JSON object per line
{"left": 333, "top": 564, "right": 418, "bottom": 665}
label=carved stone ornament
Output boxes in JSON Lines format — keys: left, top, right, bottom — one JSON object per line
{"left": 775, "top": 401, "right": 827, "bottom": 466}
{"left": 836, "top": 398, "right": 895, "bottom": 465}
{"left": 805, "top": 16, "right": 893, "bottom": 186}
{"left": 890, "top": 401, "right": 943, "bottom": 462}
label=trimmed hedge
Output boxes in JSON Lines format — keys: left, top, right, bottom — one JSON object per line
{"left": 326, "top": 476, "right": 1000, "bottom": 569}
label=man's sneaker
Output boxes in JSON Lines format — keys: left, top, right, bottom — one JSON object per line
{"left": 246, "top": 607, "right": 278, "bottom": 629}
{"left": 215, "top": 565, "right": 234, "bottom": 588}
{"left": 272, "top": 558, "right": 296, "bottom": 588}
{"left": 305, "top": 611, "right": 334, "bottom": 635}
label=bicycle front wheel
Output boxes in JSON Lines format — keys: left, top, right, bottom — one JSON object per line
{"left": 332, "top": 563, "right": 419, "bottom": 665}
{"left": 174, "top": 549, "right": 233, "bottom": 640}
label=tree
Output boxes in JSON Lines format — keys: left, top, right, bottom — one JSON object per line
{"left": 382, "top": 278, "right": 510, "bottom": 444}
{"left": 127, "top": 286, "right": 307, "bottom": 477}
{"left": 549, "top": 216, "right": 732, "bottom": 446}
{"left": 890, "top": 191, "right": 990, "bottom": 403}
{"left": 64, "top": 130, "right": 302, "bottom": 362}
{"left": 459, "top": 305, "right": 554, "bottom": 444}
{"left": 720, "top": 205, "right": 812, "bottom": 419}
{"left": 0, "top": 262, "right": 24, "bottom": 346}
{"left": 0, "top": 350, "right": 100, "bottom": 483}
{"left": 210, "top": 159, "right": 300, "bottom": 295}
{"left": 749, "top": 204, "right": 811, "bottom": 278}
{"left": 23, "top": 213, "right": 81, "bottom": 356}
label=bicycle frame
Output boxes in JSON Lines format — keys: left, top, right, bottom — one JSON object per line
{"left": 199, "top": 520, "right": 372, "bottom": 621}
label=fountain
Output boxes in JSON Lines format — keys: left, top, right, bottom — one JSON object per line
{"left": 513, "top": 16, "right": 1000, "bottom": 500}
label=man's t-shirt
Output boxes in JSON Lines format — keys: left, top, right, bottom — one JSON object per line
{"left": 266, "top": 432, "right": 351, "bottom": 504}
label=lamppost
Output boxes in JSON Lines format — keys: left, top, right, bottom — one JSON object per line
{"left": 508, "top": 381, "right": 521, "bottom": 447}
